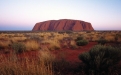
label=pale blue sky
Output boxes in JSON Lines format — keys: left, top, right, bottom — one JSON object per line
{"left": 0, "top": 0, "right": 121, "bottom": 30}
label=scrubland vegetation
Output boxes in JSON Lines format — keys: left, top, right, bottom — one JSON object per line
{"left": 0, "top": 31, "right": 121, "bottom": 75}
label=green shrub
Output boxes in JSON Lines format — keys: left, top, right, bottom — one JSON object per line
{"left": 75, "top": 36, "right": 83, "bottom": 42}
{"left": 98, "top": 38, "right": 107, "bottom": 45}
{"left": 11, "top": 42, "right": 26, "bottom": 53}
{"left": 53, "top": 54, "right": 71, "bottom": 75}
{"left": 75, "top": 36, "right": 88, "bottom": 46}
{"left": 76, "top": 39, "right": 88, "bottom": 46}
{"left": 79, "top": 45, "right": 121, "bottom": 74}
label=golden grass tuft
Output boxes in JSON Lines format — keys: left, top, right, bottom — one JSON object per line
{"left": 10, "top": 37, "right": 27, "bottom": 42}
{"left": 0, "top": 41, "right": 11, "bottom": 49}
{"left": 39, "top": 50, "right": 55, "bottom": 62}
{"left": 105, "top": 35, "right": 115, "bottom": 42}
{"left": 25, "top": 40, "right": 40, "bottom": 51}
{"left": 48, "top": 40, "right": 61, "bottom": 50}
{"left": 0, "top": 51, "right": 54, "bottom": 75}
{"left": 70, "top": 40, "right": 78, "bottom": 49}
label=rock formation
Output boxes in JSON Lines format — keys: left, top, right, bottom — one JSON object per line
{"left": 32, "top": 19, "right": 94, "bottom": 31}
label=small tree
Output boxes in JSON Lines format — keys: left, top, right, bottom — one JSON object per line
{"left": 79, "top": 45, "right": 121, "bottom": 75}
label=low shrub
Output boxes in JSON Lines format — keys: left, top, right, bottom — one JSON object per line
{"left": 75, "top": 36, "right": 88, "bottom": 46}
{"left": 53, "top": 52, "right": 71, "bottom": 75}
{"left": 114, "top": 36, "right": 118, "bottom": 42}
{"left": 79, "top": 45, "right": 121, "bottom": 75}
{"left": 76, "top": 39, "right": 88, "bottom": 46}
{"left": 29, "top": 35, "right": 41, "bottom": 42}
{"left": 75, "top": 36, "right": 83, "bottom": 42}
{"left": 11, "top": 42, "right": 26, "bottom": 53}
{"left": 97, "top": 38, "right": 107, "bottom": 45}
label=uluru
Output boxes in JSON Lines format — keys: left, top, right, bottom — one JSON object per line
{"left": 32, "top": 19, "right": 94, "bottom": 31}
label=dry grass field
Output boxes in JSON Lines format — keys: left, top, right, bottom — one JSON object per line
{"left": 0, "top": 31, "right": 121, "bottom": 75}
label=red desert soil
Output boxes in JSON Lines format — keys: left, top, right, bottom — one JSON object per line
{"left": 52, "top": 42, "right": 97, "bottom": 63}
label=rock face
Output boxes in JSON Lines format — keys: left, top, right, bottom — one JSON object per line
{"left": 32, "top": 19, "right": 94, "bottom": 31}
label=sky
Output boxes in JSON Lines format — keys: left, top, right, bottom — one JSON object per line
{"left": 0, "top": 0, "right": 121, "bottom": 30}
